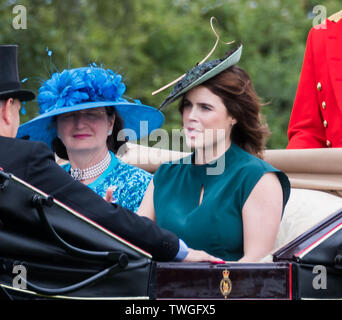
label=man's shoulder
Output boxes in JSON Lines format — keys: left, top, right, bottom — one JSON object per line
{"left": 0, "top": 136, "right": 49, "bottom": 150}
{"left": 0, "top": 136, "right": 55, "bottom": 167}
{"left": 328, "top": 10, "right": 342, "bottom": 23}
{"left": 309, "top": 13, "right": 341, "bottom": 37}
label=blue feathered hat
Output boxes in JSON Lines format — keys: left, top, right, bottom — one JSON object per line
{"left": 17, "top": 66, "right": 164, "bottom": 147}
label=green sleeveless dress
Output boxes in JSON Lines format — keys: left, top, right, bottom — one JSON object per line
{"left": 153, "top": 143, "right": 290, "bottom": 261}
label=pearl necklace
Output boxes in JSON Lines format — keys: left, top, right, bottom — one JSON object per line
{"left": 70, "top": 152, "right": 111, "bottom": 181}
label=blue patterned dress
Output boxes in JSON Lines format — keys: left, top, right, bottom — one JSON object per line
{"left": 62, "top": 151, "right": 152, "bottom": 213}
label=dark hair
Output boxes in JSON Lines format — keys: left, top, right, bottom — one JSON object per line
{"left": 53, "top": 107, "right": 128, "bottom": 160}
{"left": 179, "top": 65, "right": 270, "bottom": 158}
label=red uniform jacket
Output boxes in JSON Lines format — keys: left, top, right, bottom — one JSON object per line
{"left": 287, "top": 18, "right": 342, "bottom": 149}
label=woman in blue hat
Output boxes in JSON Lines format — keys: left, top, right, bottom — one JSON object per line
{"left": 137, "top": 45, "right": 291, "bottom": 262}
{"left": 18, "top": 66, "right": 164, "bottom": 213}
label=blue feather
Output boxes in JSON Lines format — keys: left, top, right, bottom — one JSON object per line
{"left": 37, "top": 66, "right": 128, "bottom": 115}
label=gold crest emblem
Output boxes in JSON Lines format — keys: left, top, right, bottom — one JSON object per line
{"left": 220, "top": 269, "right": 232, "bottom": 298}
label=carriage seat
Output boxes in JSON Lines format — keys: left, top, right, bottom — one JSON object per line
{"left": 260, "top": 188, "right": 342, "bottom": 262}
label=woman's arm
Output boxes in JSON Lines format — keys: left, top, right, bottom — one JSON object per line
{"left": 137, "top": 179, "right": 157, "bottom": 221}
{"left": 119, "top": 142, "right": 190, "bottom": 173}
{"left": 239, "top": 172, "right": 283, "bottom": 262}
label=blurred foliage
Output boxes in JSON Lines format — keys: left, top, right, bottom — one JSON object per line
{"left": 0, "top": 0, "right": 341, "bottom": 149}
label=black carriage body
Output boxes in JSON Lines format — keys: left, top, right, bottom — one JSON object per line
{"left": 1, "top": 170, "right": 342, "bottom": 300}
{"left": 0, "top": 171, "right": 155, "bottom": 300}
{"left": 156, "top": 261, "right": 292, "bottom": 299}
{"left": 156, "top": 208, "right": 342, "bottom": 300}
{"left": 274, "top": 207, "right": 342, "bottom": 299}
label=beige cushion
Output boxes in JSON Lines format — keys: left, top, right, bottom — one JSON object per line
{"left": 275, "top": 188, "right": 342, "bottom": 249}
{"left": 260, "top": 188, "right": 342, "bottom": 263}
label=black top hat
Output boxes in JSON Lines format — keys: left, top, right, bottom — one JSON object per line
{"left": 0, "top": 45, "right": 35, "bottom": 101}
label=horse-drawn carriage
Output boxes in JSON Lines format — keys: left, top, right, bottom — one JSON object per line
{"left": 1, "top": 148, "right": 342, "bottom": 300}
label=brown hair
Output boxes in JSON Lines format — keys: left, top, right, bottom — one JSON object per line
{"left": 179, "top": 65, "right": 270, "bottom": 158}
{"left": 53, "top": 107, "right": 128, "bottom": 160}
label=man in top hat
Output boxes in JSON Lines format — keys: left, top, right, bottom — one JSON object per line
{"left": 0, "top": 44, "right": 217, "bottom": 262}
{"left": 287, "top": 10, "right": 342, "bottom": 149}
{"left": 0, "top": 45, "right": 35, "bottom": 138}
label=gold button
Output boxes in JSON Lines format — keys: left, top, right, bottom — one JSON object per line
{"left": 326, "top": 140, "right": 331, "bottom": 147}
{"left": 322, "top": 101, "right": 326, "bottom": 109}
{"left": 323, "top": 120, "right": 328, "bottom": 128}
{"left": 317, "top": 82, "right": 322, "bottom": 91}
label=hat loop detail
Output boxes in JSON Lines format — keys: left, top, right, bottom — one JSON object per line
{"left": 152, "top": 17, "right": 235, "bottom": 96}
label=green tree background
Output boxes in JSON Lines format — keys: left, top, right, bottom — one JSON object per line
{"left": 0, "top": 0, "right": 340, "bottom": 149}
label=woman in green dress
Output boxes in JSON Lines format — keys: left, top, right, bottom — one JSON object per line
{"left": 138, "top": 45, "right": 290, "bottom": 262}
